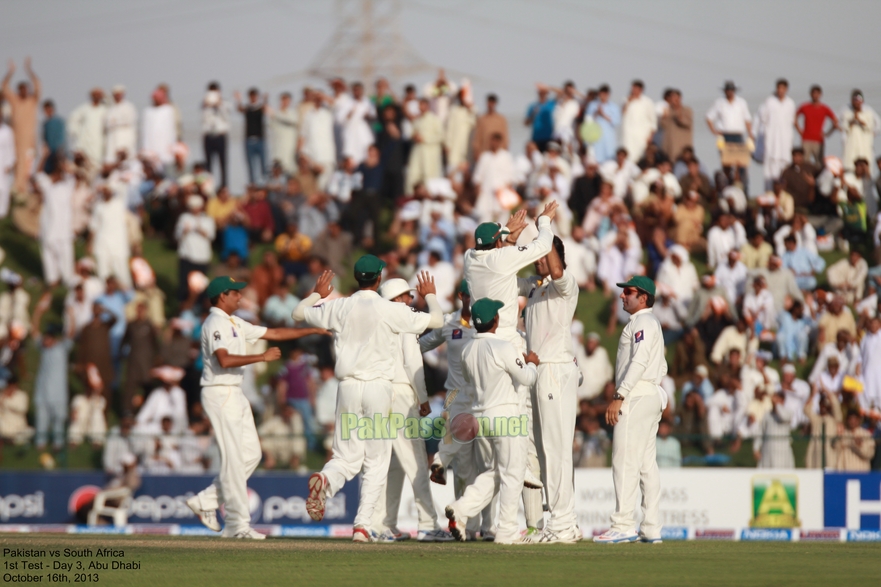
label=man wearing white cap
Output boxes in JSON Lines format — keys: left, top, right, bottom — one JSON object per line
{"left": 90, "top": 179, "right": 131, "bottom": 289}
{"left": 174, "top": 196, "right": 215, "bottom": 301}
{"left": 104, "top": 85, "right": 138, "bottom": 163}
{"left": 186, "top": 276, "right": 327, "bottom": 539}
{"left": 372, "top": 278, "right": 452, "bottom": 542}
{"left": 133, "top": 366, "right": 188, "bottom": 439}
{"left": 68, "top": 88, "right": 107, "bottom": 166}
{"left": 293, "top": 256, "right": 444, "bottom": 542}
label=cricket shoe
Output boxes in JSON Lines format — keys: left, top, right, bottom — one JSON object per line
{"left": 417, "top": 529, "right": 454, "bottom": 542}
{"left": 429, "top": 463, "right": 446, "bottom": 485}
{"left": 444, "top": 506, "right": 466, "bottom": 542}
{"left": 523, "top": 468, "right": 543, "bottom": 489}
{"left": 537, "top": 527, "right": 581, "bottom": 544}
{"left": 352, "top": 525, "right": 378, "bottom": 543}
{"left": 481, "top": 530, "right": 495, "bottom": 542}
{"left": 593, "top": 530, "right": 638, "bottom": 544}
{"left": 186, "top": 496, "right": 221, "bottom": 532}
{"left": 521, "top": 527, "right": 542, "bottom": 544}
{"left": 222, "top": 527, "right": 266, "bottom": 540}
{"left": 377, "top": 528, "right": 410, "bottom": 542}
{"left": 306, "top": 472, "right": 328, "bottom": 521}
{"left": 639, "top": 532, "right": 663, "bottom": 544}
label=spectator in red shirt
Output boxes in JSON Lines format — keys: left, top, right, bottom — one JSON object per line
{"left": 795, "top": 85, "right": 840, "bottom": 166}
{"left": 242, "top": 185, "right": 275, "bottom": 243}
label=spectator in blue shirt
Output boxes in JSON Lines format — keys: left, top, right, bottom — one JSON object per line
{"left": 42, "top": 99, "right": 65, "bottom": 168}
{"left": 781, "top": 234, "right": 826, "bottom": 291}
{"left": 524, "top": 87, "right": 555, "bottom": 152}
{"left": 776, "top": 301, "right": 814, "bottom": 363}
{"left": 681, "top": 365, "right": 715, "bottom": 400}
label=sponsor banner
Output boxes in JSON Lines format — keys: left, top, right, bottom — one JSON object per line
{"left": 694, "top": 529, "right": 737, "bottom": 540}
{"left": 0, "top": 472, "right": 357, "bottom": 526}
{"left": 660, "top": 526, "right": 689, "bottom": 540}
{"left": 798, "top": 529, "right": 844, "bottom": 542}
{"left": 741, "top": 528, "right": 792, "bottom": 541}
{"left": 395, "top": 469, "right": 823, "bottom": 535}
{"left": 846, "top": 529, "right": 881, "bottom": 542}
{"left": 824, "top": 473, "right": 881, "bottom": 530}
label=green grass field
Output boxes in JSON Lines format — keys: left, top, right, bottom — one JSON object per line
{"left": 1, "top": 535, "right": 879, "bottom": 587}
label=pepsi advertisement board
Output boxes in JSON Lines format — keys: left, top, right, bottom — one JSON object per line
{"left": 0, "top": 472, "right": 357, "bottom": 526}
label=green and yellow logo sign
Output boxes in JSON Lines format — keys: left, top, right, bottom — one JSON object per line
{"left": 750, "top": 475, "right": 801, "bottom": 528}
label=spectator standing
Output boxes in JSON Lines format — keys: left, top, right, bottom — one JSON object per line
{"left": 31, "top": 294, "right": 72, "bottom": 451}
{"left": 706, "top": 81, "right": 752, "bottom": 186}
{"left": 341, "top": 82, "right": 375, "bottom": 166}
{"left": 753, "top": 392, "right": 794, "bottom": 468}
{"left": 235, "top": 88, "right": 268, "bottom": 184}
{"left": 32, "top": 151, "right": 75, "bottom": 288}
{"left": 834, "top": 411, "right": 876, "bottom": 471}
{"left": 68, "top": 88, "right": 107, "bottom": 167}
{"left": 141, "top": 88, "right": 176, "bottom": 166}
{"left": 620, "top": 80, "right": 657, "bottom": 163}
{"left": 841, "top": 90, "right": 880, "bottom": 171}
{"left": 795, "top": 85, "right": 839, "bottom": 165}
{"left": 472, "top": 94, "right": 508, "bottom": 161}
{"left": 104, "top": 85, "right": 137, "bottom": 163}
{"left": 586, "top": 85, "right": 620, "bottom": 163}
{"left": 1, "top": 58, "right": 40, "bottom": 193}
{"left": 444, "top": 90, "right": 475, "bottom": 171}
{"left": 89, "top": 180, "right": 131, "bottom": 289}
{"left": 121, "top": 302, "right": 159, "bottom": 416}
{"left": 860, "top": 317, "right": 881, "bottom": 413}
{"left": 269, "top": 92, "right": 298, "bottom": 174}
{"left": 658, "top": 89, "right": 693, "bottom": 162}
{"left": 201, "top": 82, "right": 231, "bottom": 188}
{"left": 406, "top": 99, "right": 443, "bottom": 193}
{"left": 41, "top": 100, "right": 65, "bottom": 164}
{"left": 299, "top": 91, "right": 336, "bottom": 191}
{"left": 525, "top": 86, "right": 554, "bottom": 152}
{"left": 174, "top": 196, "right": 216, "bottom": 301}
{"left": 755, "top": 79, "right": 796, "bottom": 185}
{"left": 276, "top": 346, "right": 317, "bottom": 451}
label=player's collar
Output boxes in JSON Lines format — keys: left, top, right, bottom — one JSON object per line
{"left": 209, "top": 306, "right": 232, "bottom": 319}
{"left": 629, "top": 307, "right": 654, "bottom": 321}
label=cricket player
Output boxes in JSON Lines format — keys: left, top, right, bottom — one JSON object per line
{"left": 463, "top": 201, "right": 559, "bottom": 534}
{"left": 186, "top": 276, "right": 327, "bottom": 539}
{"left": 594, "top": 276, "right": 667, "bottom": 544}
{"left": 518, "top": 236, "right": 581, "bottom": 543}
{"left": 420, "top": 280, "right": 496, "bottom": 541}
{"left": 372, "top": 278, "right": 452, "bottom": 542}
{"left": 292, "top": 256, "right": 444, "bottom": 542}
{"left": 445, "top": 298, "right": 539, "bottom": 545}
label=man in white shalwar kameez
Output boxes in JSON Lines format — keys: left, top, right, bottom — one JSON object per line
{"left": 330, "top": 79, "right": 353, "bottom": 162}
{"left": 841, "top": 90, "right": 880, "bottom": 171}
{"left": 406, "top": 99, "right": 443, "bottom": 193}
{"left": 104, "top": 85, "right": 138, "bottom": 163}
{"left": 472, "top": 133, "right": 516, "bottom": 223}
{"left": 0, "top": 119, "right": 14, "bottom": 218}
{"left": 756, "top": 80, "right": 796, "bottom": 185}
{"left": 299, "top": 93, "right": 336, "bottom": 191}
{"left": 89, "top": 178, "right": 131, "bottom": 289}
{"left": 444, "top": 92, "right": 475, "bottom": 172}
{"left": 142, "top": 89, "right": 177, "bottom": 166}
{"left": 68, "top": 88, "right": 107, "bottom": 167}
{"left": 269, "top": 92, "right": 297, "bottom": 174}
{"left": 620, "top": 81, "right": 657, "bottom": 164}
{"left": 341, "top": 82, "right": 375, "bottom": 166}
{"left": 860, "top": 317, "right": 881, "bottom": 413}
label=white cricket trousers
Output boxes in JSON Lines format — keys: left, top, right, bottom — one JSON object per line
{"left": 450, "top": 404, "right": 525, "bottom": 543}
{"left": 523, "top": 386, "right": 543, "bottom": 528}
{"left": 193, "top": 385, "right": 262, "bottom": 534}
{"left": 533, "top": 361, "right": 579, "bottom": 532}
{"left": 609, "top": 385, "right": 663, "bottom": 538}
{"left": 322, "top": 378, "right": 393, "bottom": 528}
{"left": 434, "top": 414, "right": 495, "bottom": 535}
{"left": 372, "top": 383, "right": 439, "bottom": 532}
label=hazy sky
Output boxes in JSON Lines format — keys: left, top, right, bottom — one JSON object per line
{"left": 4, "top": 0, "right": 881, "bottom": 191}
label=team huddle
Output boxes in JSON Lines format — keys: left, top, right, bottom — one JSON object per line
{"left": 186, "top": 199, "right": 668, "bottom": 545}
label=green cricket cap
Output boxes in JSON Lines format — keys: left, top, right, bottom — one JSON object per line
{"left": 459, "top": 279, "right": 469, "bottom": 296}
{"left": 471, "top": 298, "right": 504, "bottom": 326}
{"left": 616, "top": 275, "right": 656, "bottom": 297}
{"left": 353, "top": 254, "right": 386, "bottom": 280}
{"left": 474, "top": 222, "right": 510, "bottom": 246}
{"left": 206, "top": 276, "right": 247, "bottom": 299}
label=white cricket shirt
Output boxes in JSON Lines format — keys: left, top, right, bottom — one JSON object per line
{"left": 615, "top": 307, "right": 667, "bottom": 400}
{"left": 519, "top": 271, "right": 579, "bottom": 363}
{"left": 200, "top": 307, "right": 268, "bottom": 387}
{"left": 462, "top": 332, "right": 538, "bottom": 413}
{"left": 420, "top": 310, "right": 477, "bottom": 412}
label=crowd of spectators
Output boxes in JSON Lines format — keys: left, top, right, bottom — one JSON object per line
{"left": 0, "top": 59, "right": 879, "bottom": 475}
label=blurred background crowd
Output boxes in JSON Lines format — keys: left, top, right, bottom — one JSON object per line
{"left": 0, "top": 52, "right": 879, "bottom": 479}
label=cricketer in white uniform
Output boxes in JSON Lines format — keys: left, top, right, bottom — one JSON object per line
{"left": 445, "top": 298, "right": 539, "bottom": 545}
{"left": 420, "top": 280, "right": 496, "bottom": 540}
{"left": 463, "top": 201, "right": 559, "bottom": 531}
{"left": 187, "top": 276, "right": 327, "bottom": 539}
{"left": 292, "top": 256, "right": 444, "bottom": 542}
{"left": 372, "top": 278, "right": 452, "bottom": 542}
{"left": 518, "top": 236, "right": 581, "bottom": 543}
{"left": 595, "top": 276, "right": 668, "bottom": 544}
